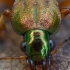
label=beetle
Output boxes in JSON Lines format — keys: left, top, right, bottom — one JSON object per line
{"left": 0, "top": 0, "right": 70, "bottom": 70}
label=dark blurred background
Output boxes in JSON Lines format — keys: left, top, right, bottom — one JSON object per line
{"left": 0, "top": 0, "right": 70, "bottom": 69}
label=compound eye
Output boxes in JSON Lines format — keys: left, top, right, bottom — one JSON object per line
{"left": 49, "top": 40, "right": 55, "bottom": 50}
{"left": 20, "top": 41, "right": 26, "bottom": 52}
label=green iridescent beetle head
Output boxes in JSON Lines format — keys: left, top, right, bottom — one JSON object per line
{"left": 24, "top": 29, "right": 50, "bottom": 61}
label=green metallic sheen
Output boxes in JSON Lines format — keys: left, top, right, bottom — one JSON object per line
{"left": 24, "top": 29, "right": 49, "bottom": 61}
{"left": 11, "top": 0, "right": 61, "bottom": 35}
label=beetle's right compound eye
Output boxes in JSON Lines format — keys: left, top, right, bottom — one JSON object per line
{"left": 20, "top": 42, "right": 26, "bottom": 52}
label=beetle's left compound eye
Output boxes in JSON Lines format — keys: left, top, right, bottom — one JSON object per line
{"left": 49, "top": 40, "right": 55, "bottom": 50}
{"left": 20, "top": 41, "right": 26, "bottom": 52}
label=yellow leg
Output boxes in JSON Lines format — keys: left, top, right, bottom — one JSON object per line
{"left": 3, "top": 9, "right": 12, "bottom": 20}
{"left": 0, "top": 0, "right": 14, "bottom": 32}
{"left": 60, "top": 8, "right": 70, "bottom": 18}
{"left": 0, "top": 14, "right": 6, "bottom": 32}
{"left": 59, "top": 0, "right": 70, "bottom": 18}
{"left": 0, "top": 9, "right": 11, "bottom": 32}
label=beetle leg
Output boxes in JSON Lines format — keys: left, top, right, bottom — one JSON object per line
{"left": 59, "top": 0, "right": 70, "bottom": 18}
{"left": 59, "top": 0, "right": 70, "bottom": 8}
{"left": 3, "top": 9, "right": 12, "bottom": 20}
{"left": 50, "top": 37, "right": 70, "bottom": 55}
{"left": 60, "top": 8, "right": 70, "bottom": 18}
{"left": 0, "top": 0, "right": 15, "bottom": 8}
{"left": 0, "top": 9, "right": 12, "bottom": 32}
{"left": 0, "top": 0, "right": 14, "bottom": 32}
{"left": 0, "top": 14, "right": 6, "bottom": 32}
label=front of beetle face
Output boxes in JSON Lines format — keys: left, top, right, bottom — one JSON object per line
{"left": 24, "top": 29, "right": 50, "bottom": 61}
